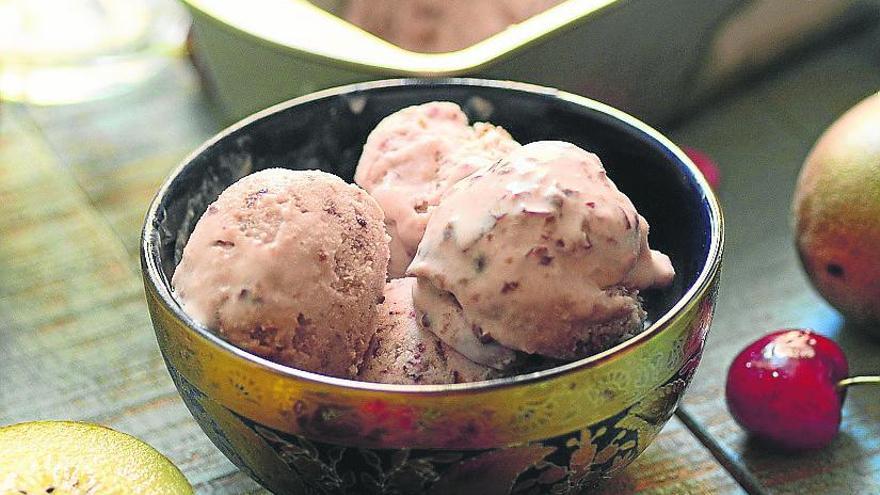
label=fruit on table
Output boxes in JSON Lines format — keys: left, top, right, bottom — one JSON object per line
{"left": 0, "top": 421, "right": 193, "bottom": 494}
{"left": 725, "top": 329, "right": 849, "bottom": 450}
{"left": 793, "top": 91, "right": 880, "bottom": 326}
{"left": 683, "top": 147, "right": 721, "bottom": 190}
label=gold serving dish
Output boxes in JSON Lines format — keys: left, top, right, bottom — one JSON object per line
{"left": 142, "top": 79, "right": 723, "bottom": 493}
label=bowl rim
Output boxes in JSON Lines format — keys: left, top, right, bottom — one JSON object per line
{"left": 141, "top": 77, "right": 724, "bottom": 395}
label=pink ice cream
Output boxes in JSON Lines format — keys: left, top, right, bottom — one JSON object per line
{"left": 344, "top": 0, "right": 564, "bottom": 53}
{"left": 411, "top": 278, "right": 517, "bottom": 370}
{"left": 171, "top": 169, "right": 390, "bottom": 378}
{"left": 408, "top": 141, "right": 675, "bottom": 363}
{"left": 354, "top": 101, "right": 519, "bottom": 277}
{"left": 358, "top": 278, "right": 496, "bottom": 385}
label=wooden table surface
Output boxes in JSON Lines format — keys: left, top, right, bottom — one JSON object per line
{"left": 2, "top": 23, "right": 879, "bottom": 495}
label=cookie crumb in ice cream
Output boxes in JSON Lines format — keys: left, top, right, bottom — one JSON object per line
{"left": 358, "top": 278, "right": 496, "bottom": 385}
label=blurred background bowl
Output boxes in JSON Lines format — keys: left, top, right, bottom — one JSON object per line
{"left": 182, "top": 0, "right": 865, "bottom": 124}
{"left": 141, "top": 79, "right": 723, "bottom": 494}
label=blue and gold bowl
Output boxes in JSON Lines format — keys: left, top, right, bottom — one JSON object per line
{"left": 141, "top": 79, "right": 723, "bottom": 494}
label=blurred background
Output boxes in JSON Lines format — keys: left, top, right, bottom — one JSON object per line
{"left": 2, "top": 0, "right": 878, "bottom": 122}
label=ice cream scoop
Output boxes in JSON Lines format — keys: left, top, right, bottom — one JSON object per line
{"left": 358, "top": 278, "right": 496, "bottom": 385}
{"left": 408, "top": 141, "right": 674, "bottom": 362}
{"left": 172, "top": 168, "right": 390, "bottom": 378}
{"left": 354, "top": 101, "right": 519, "bottom": 277}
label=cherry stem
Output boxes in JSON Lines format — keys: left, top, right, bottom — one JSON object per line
{"left": 837, "top": 376, "right": 880, "bottom": 389}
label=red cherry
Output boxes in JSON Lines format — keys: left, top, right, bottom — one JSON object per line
{"left": 683, "top": 147, "right": 721, "bottom": 190}
{"left": 725, "top": 329, "right": 849, "bottom": 450}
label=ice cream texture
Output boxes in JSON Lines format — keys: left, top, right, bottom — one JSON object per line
{"left": 408, "top": 141, "right": 674, "bottom": 361}
{"left": 355, "top": 101, "right": 519, "bottom": 277}
{"left": 171, "top": 168, "right": 390, "bottom": 378}
{"left": 344, "top": 0, "right": 564, "bottom": 53}
{"left": 358, "top": 278, "right": 496, "bottom": 385}
{"left": 171, "top": 108, "right": 676, "bottom": 384}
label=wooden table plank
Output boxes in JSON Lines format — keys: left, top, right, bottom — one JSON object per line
{"left": 0, "top": 106, "right": 251, "bottom": 492}
{"left": 596, "top": 417, "right": 744, "bottom": 495}
{"left": 669, "top": 24, "right": 880, "bottom": 494}
{"left": 22, "top": 63, "right": 219, "bottom": 264}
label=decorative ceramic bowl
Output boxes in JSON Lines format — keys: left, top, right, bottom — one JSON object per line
{"left": 141, "top": 79, "right": 723, "bottom": 494}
